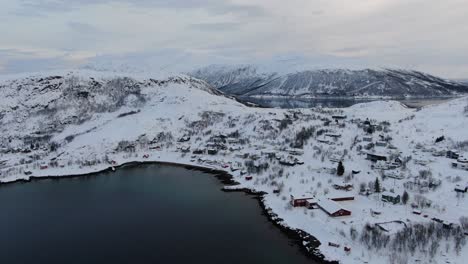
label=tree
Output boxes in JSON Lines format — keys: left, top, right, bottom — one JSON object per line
{"left": 402, "top": 191, "right": 409, "bottom": 204}
{"left": 375, "top": 177, "right": 381, "bottom": 193}
{"left": 337, "top": 161, "right": 345, "bottom": 176}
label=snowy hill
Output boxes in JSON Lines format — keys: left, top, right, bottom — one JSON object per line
{"left": 191, "top": 65, "right": 468, "bottom": 98}
{"left": 1, "top": 70, "right": 468, "bottom": 264}
{"left": 0, "top": 70, "right": 221, "bottom": 150}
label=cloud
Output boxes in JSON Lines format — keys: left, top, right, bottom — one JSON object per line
{"left": 16, "top": 0, "right": 266, "bottom": 17}
{"left": 189, "top": 22, "right": 243, "bottom": 32}
{"left": 1, "top": 0, "right": 468, "bottom": 78}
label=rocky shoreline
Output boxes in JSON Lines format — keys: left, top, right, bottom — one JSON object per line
{"left": 0, "top": 160, "right": 336, "bottom": 264}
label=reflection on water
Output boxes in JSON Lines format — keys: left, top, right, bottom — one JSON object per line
{"left": 0, "top": 164, "right": 315, "bottom": 264}
{"left": 240, "top": 96, "right": 455, "bottom": 109}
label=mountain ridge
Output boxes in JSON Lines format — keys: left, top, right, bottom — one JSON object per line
{"left": 191, "top": 65, "right": 468, "bottom": 98}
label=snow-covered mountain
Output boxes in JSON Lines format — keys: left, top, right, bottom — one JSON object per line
{"left": 1, "top": 69, "right": 468, "bottom": 264}
{"left": 191, "top": 65, "right": 468, "bottom": 98}
{"left": 0, "top": 70, "right": 220, "bottom": 150}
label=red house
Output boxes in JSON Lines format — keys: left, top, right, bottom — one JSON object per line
{"left": 317, "top": 199, "right": 352, "bottom": 217}
{"left": 290, "top": 194, "right": 315, "bottom": 207}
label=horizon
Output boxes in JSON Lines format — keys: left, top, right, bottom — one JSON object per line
{"left": 1, "top": 0, "right": 468, "bottom": 79}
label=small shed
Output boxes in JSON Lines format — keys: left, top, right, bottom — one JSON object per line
{"left": 382, "top": 192, "right": 401, "bottom": 204}
{"left": 290, "top": 194, "right": 315, "bottom": 207}
{"left": 447, "top": 150, "right": 460, "bottom": 159}
{"left": 366, "top": 153, "right": 389, "bottom": 162}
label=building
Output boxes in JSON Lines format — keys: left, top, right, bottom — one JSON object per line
{"left": 447, "top": 150, "right": 460, "bottom": 159}
{"left": 317, "top": 199, "right": 352, "bottom": 217}
{"left": 455, "top": 185, "right": 468, "bottom": 193}
{"left": 290, "top": 194, "right": 315, "bottom": 207}
{"left": 366, "top": 153, "right": 389, "bottom": 162}
{"left": 332, "top": 115, "right": 347, "bottom": 120}
{"left": 375, "top": 141, "right": 387, "bottom": 147}
{"left": 382, "top": 192, "right": 401, "bottom": 204}
{"left": 207, "top": 148, "right": 218, "bottom": 155}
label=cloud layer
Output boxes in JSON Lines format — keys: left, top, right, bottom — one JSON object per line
{"left": 1, "top": 0, "right": 467, "bottom": 78}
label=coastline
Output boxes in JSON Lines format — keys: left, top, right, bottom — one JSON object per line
{"left": 0, "top": 160, "right": 336, "bottom": 264}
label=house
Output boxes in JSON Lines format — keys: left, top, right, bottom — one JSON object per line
{"left": 452, "top": 162, "right": 468, "bottom": 170}
{"left": 382, "top": 192, "right": 401, "bottom": 204}
{"left": 317, "top": 138, "right": 331, "bottom": 144}
{"left": 192, "top": 148, "right": 206, "bottom": 154}
{"left": 288, "top": 149, "right": 304, "bottom": 156}
{"left": 290, "top": 194, "right": 315, "bottom": 207}
{"left": 384, "top": 171, "right": 405, "bottom": 180}
{"left": 376, "top": 141, "right": 387, "bottom": 147}
{"left": 325, "top": 133, "right": 341, "bottom": 139}
{"left": 279, "top": 155, "right": 296, "bottom": 166}
{"left": 227, "top": 138, "right": 240, "bottom": 144}
{"left": 455, "top": 185, "right": 468, "bottom": 193}
{"left": 317, "top": 199, "right": 352, "bottom": 217}
{"left": 366, "top": 153, "right": 388, "bottom": 162}
{"left": 447, "top": 150, "right": 460, "bottom": 159}
{"left": 362, "top": 136, "right": 373, "bottom": 142}
{"left": 458, "top": 154, "right": 468, "bottom": 163}
{"left": 329, "top": 195, "right": 355, "bottom": 202}
{"left": 207, "top": 148, "right": 218, "bottom": 155}
{"left": 178, "top": 135, "right": 190, "bottom": 142}
{"left": 332, "top": 115, "right": 347, "bottom": 120}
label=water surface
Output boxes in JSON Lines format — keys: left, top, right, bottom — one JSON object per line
{"left": 0, "top": 164, "right": 315, "bottom": 264}
{"left": 241, "top": 96, "right": 454, "bottom": 109}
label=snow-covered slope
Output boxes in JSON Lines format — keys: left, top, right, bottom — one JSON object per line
{"left": 191, "top": 65, "right": 468, "bottom": 98}
{"left": 1, "top": 70, "right": 468, "bottom": 264}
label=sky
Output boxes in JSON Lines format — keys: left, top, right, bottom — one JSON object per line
{"left": 1, "top": 0, "right": 468, "bottom": 78}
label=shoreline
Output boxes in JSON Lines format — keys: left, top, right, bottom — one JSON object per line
{"left": 0, "top": 160, "right": 336, "bottom": 264}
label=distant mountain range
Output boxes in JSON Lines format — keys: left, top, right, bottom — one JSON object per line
{"left": 191, "top": 65, "right": 468, "bottom": 98}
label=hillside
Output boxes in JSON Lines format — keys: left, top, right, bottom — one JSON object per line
{"left": 191, "top": 65, "right": 468, "bottom": 98}
{"left": 0, "top": 71, "right": 468, "bottom": 264}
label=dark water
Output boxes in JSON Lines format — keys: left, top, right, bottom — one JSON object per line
{"left": 241, "top": 96, "right": 454, "bottom": 109}
{"left": 0, "top": 164, "right": 315, "bottom": 264}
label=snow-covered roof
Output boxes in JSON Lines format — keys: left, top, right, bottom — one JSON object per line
{"left": 382, "top": 191, "right": 400, "bottom": 198}
{"left": 317, "top": 198, "right": 347, "bottom": 214}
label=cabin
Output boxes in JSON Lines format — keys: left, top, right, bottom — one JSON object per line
{"left": 227, "top": 138, "right": 240, "bottom": 144}
{"left": 366, "top": 153, "right": 388, "bottom": 162}
{"left": 452, "top": 162, "right": 468, "bottom": 170}
{"left": 413, "top": 210, "right": 422, "bottom": 215}
{"left": 179, "top": 145, "right": 191, "bottom": 153}
{"left": 290, "top": 194, "right": 315, "bottom": 207}
{"left": 207, "top": 148, "right": 218, "bottom": 155}
{"left": 382, "top": 192, "right": 401, "bottom": 204}
{"left": 317, "top": 199, "right": 351, "bottom": 217}
{"left": 39, "top": 163, "right": 48, "bottom": 170}
{"left": 288, "top": 149, "right": 304, "bottom": 156}
{"left": 447, "top": 150, "right": 460, "bottom": 159}
{"left": 325, "top": 133, "right": 341, "bottom": 139}
{"left": 376, "top": 141, "right": 387, "bottom": 147}
{"left": 455, "top": 185, "right": 468, "bottom": 193}
{"left": 178, "top": 135, "right": 190, "bottom": 142}
{"left": 458, "top": 155, "right": 468, "bottom": 163}
{"left": 329, "top": 195, "right": 355, "bottom": 202}
{"left": 332, "top": 115, "right": 347, "bottom": 120}
{"left": 192, "top": 148, "right": 206, "bottom": 155}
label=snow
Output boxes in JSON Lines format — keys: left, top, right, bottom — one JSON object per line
{"left": 0, "top": 70, "right": 468, "bottom": 264}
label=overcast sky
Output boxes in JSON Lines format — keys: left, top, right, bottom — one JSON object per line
{"left": 1, "top": 0, "right": 468, "bottom": 78}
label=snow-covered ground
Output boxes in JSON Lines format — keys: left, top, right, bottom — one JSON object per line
{"left": 1, "top": 70, "right": 468, "bottom": 264}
